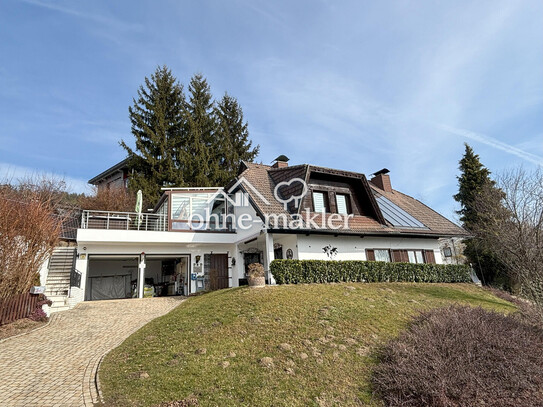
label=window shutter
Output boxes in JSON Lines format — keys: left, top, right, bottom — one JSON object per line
{"left": 423, "top": 250, "right": 436, "bottom": 264}
{"left": 391, "top": 250, "right": 409, "bottom": 262}
{"left": 366, "top": 249, "right": 375, "bottom": 261}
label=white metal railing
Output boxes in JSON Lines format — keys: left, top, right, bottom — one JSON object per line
{"left": 80, "top": 210, "right": 168, "bottom": 232}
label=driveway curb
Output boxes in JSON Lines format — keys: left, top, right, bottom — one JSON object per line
{"left": 84, "top": 298, "right": 185, "bottom": 406}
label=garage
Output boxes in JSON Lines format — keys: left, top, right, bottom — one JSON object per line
{"left": 85, "top": 255, "right": 189, "bottom": 301}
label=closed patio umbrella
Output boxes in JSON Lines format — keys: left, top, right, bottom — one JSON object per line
{"left": 135, "top": 190, "right": 143, "bottom": 229}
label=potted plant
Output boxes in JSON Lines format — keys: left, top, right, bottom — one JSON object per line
{"left": 247, "top": 263, "right": 266, "bottom": 287}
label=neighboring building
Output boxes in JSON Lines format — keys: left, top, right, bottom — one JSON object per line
{"left": 88, "top": 158, "right": 130, "bottom": 190}
{"left": 42, "top": 156, "right": 468, "bottom": 311}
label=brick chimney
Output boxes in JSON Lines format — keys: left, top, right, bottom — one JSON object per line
{"left": 272, "top": 155, "right": 289, "bottom": 169}
{"left": 370, "top": 168, "right": 392, "bottom": 192}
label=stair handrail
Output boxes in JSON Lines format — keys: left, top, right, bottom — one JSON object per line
{"left": 69, "top": 249, "right": 81, "bottom": 296}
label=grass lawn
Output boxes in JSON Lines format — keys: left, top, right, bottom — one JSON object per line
{"left": 99, "top": 283, "right": 516, "bottom": 407}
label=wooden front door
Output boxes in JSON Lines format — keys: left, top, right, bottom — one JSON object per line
{"left": 209, "top": 254, "right": 229, "bottom": 290}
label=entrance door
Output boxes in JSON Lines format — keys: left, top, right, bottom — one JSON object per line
{"left": 210, "top": 254, "right": 229, "bottom": 290}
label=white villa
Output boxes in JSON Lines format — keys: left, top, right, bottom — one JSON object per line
{"left": 42, "top": 157, "right": 467, "bottom": 312}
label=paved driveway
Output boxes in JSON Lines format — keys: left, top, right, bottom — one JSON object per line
{"left": 0, "top": 297, "right": 184, "bottom": 407}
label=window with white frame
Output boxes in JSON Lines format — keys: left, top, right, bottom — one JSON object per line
{"left": 336, "top": 193, "right": 350, "bottom": 215}
{"left": 312, "top": 191, "right": 328, "bottom": 213}
{"left": 374, "top": 249, "right": 391, "bottom": 262}
{"left": 407, "top": 250, "right": 424, "bottom": 264}
{"left": 170, "top": 192, "right": 231, "bottom": 231}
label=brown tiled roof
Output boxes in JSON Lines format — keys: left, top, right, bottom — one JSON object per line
{"left": 236, "top": 162, "right": 468, "bottom": 237}
{"left": 369, "top": 185, "right": 467, "bottom": 236}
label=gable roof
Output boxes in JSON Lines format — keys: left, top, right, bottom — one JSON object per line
{"left": 88, "top": 158, "right": 130, "bottom": 185}
{"left": 236, "top": 161, "right": 467, "bottom": 238}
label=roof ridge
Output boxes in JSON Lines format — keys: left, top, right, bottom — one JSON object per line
{"left": 267, "top": 163, "right": 308, "bottom": 172}
{"left": 307, "top": 164, "right": 369, "bottom": 179}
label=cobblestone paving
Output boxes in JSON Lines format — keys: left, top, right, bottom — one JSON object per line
{"left": 0, "top": 297, "right": 184, "bottom": 407}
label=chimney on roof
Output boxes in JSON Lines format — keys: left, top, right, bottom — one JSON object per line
{"left": 370, "top": 168, "right": 392, "bottom": 192}
{"left": 272, "top": 154, "right": 289, "bottom": 169}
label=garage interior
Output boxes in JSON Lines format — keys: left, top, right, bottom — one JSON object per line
{"left": 85, "top": 255, "right": 189, "bottom": 301}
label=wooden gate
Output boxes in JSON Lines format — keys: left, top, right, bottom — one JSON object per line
{"left": 209, "top": 254, "right": 229, "bottom": 290}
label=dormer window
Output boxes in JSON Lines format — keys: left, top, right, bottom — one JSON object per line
{"left": 336, "top": 193, "right": 351, "bottom": 215}
{"left": 312, "top": 191, "right": 329, "bottom": 213}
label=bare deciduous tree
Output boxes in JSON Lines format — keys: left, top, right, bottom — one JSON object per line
{"left": 473, "top": 167, "right": 543, "bottom": 315}
{"left": 78, "top": 186, "right": 136, "bottom": 212}
{"left": 0, "top": 177, "right": 66, "bottom": 300}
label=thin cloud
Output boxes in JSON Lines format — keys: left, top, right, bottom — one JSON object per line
{"left": 20, "top": 0, "right": 141, "bottom": 31}
{"left": 438, "top": 124, "right": 543, "bottom": 166}
{"left": 0, "top": 162, "right": 91, "bottom": 194}
{"left": 238, "top": 0, "right": 289, "bottom": 30}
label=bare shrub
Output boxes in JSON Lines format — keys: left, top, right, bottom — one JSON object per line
{"left": 247, "top": 263, "right": 265, "bottom": 278}
{"left": 0, "top": 177, "right": 65, "bottom": 300}
{"left": 372, "top": 306, "right": 543, "bottom": 407}
{"left": 79, "top": 186, "right": 136, "bottom": 212}
{"left": 484, "top": 287, "right": 543, "bottom": 328}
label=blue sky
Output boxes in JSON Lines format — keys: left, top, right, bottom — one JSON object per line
{"left": 0, "top": 0, "right": 542, "bottom": 222}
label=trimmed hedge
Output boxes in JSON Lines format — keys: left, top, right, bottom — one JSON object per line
{"left": 270, "top": 259, "right": 471, "bottom": 285}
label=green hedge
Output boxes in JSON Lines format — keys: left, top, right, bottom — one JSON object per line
{"left": 270, "top": 259, "right": 472, "bottom": 285}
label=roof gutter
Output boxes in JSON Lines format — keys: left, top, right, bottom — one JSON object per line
{"left": 266, "top": 228, "right": 468, "bottom": 239}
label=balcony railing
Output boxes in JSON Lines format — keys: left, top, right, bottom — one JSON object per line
{"left": 81, "top": 210, "right": 168, "bottom": 232}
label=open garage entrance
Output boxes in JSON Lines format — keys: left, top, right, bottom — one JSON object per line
{"left": 86, "top": 255, "right": 189, "bottom": 301}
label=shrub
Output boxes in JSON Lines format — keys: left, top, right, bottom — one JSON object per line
{"left": 247, "top": 263, "right": 265, "bottom": 278}
{"left": 372, "top": 306, "right": 543, "bottom": 407}
{"left": 28, "top": 307, "right": 48, "bottom": 322}
{"left": 270, "top": 259, "right": 471, "bottom": 285}
{"left": 27, "top": 295, "right": 51, "bottom": 322}
{"left": 485, "top": 287, "right": 543, "bottom": 327}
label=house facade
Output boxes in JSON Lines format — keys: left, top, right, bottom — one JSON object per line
{"left": 43, "top": 157, "right": 468, "bottom": 310}
{"left": 88, "top": 158, "right": 130, "bottom": 190}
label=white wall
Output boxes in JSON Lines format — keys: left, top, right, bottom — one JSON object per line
{"left": 273, "top": 234, "right": 299, "bottom": 260}
{"left": 73, "top": 242, "right": 238, "bottom": 306}
{"left": 296, "top": 234, "right": 443, "bottom": 263}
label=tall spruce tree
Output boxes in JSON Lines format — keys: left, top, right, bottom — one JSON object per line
{"left": 454, "top": 143, "right": 508, "bottom": 287}
{"left": 181, "top": 74, "right": 216, "bottom": 186}
{"left": 214, "top": 93, "right": 259, "bottom": 185}
{"left": 122, "top": 70, "right": 260, "bottom": 204}
{"left": 121, "top": 65, "right": 186, "bottom": 208}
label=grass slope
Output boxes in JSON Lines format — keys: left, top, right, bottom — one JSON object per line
{"left": 100, "top": 283, "right": 516, "bottom": 407}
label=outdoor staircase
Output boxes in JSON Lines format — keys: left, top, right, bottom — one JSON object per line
{"left": 45, "top": 247, "right": 77, "bottom": 313}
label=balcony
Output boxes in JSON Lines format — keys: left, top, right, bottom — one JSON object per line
{"left": 81, "top": 210, "right": 168, "bottom": 232}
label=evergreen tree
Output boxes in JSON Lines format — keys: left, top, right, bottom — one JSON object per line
{"left": 181, "top": 74, "right": 216, "bottom": 186}
{"left": 121, "top": 70, "right": 260, "bottom": 203}
{"left": 214, "top": 93, "right": 259, "bottom": 185}
{"left": 120, "top": 65, "right": 186, "bottom": 207}
{"left": 454, "top": 143, "right": 508, "bottom": 287}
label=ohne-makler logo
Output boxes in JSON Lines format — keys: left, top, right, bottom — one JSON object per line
{"left": 273, "top": 177, "right": 308, "bottom": 210}
{"left": 187, "top": 177, "right": 353, "bottom": 231}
